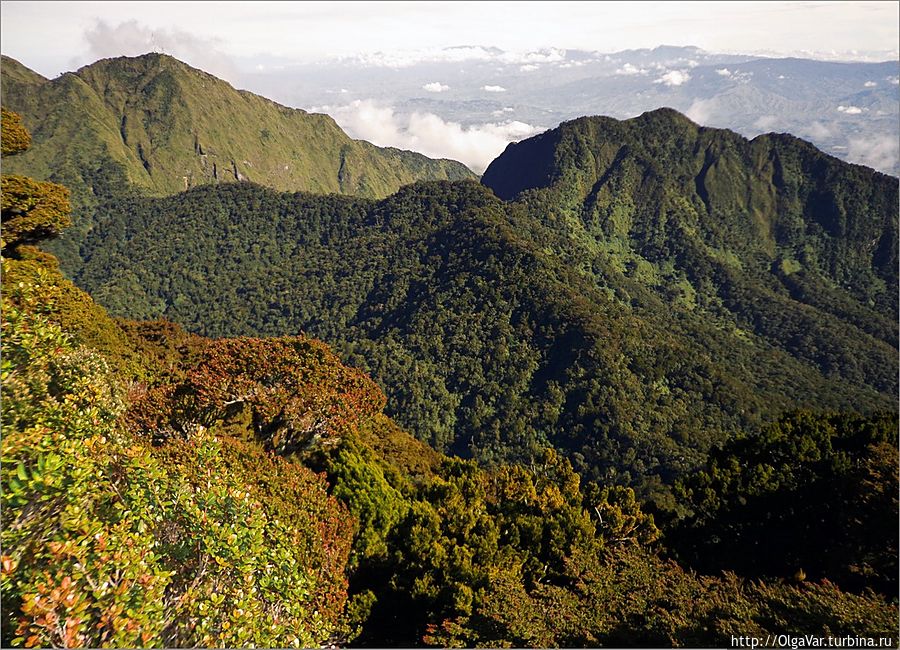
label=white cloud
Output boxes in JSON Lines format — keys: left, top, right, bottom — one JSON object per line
{"left": 847, "top": 135, "right": 899, "bottom": 171}
{"left": 799, "top": 121, "right": 833, "bottom": 140}
{"left": 836, "top": 105, "right": 864, "bottom": 115}
{"left": 716, "top": 68, "right": 732, "bottom": 76}
{"left": 82, "top": 19, "right": 239, "bottom": 83}
{"left": 685, "top": 97, "right": 717, "bottom": 124}
{"left": 507, "top": 48, "right": 566, "bottom": 64}
{"left": 863, "top": 81, "right": 878, "bottom": 88}
{"left": 482, "top": 85, "right": 507, "bottom": 92}
{"left": 615, "top": 62, "right": 647, "bottom": 75}
{"left": 422, "top": 82, "right": 449, "bottom": 92}
{"left": 351, "top": 46, "right": 565, "bottom": 68}
{"left": 520, "top": 64, "right": 539, "bottom": 72}
{"left": 4, "top": 2, "right": 900, "bottom": 79}
{"left": 886, "top": 76, "right": 900, "bottom": 85}
{"left": 753, "top": 115, "right": 779, "bottom": 131}
{"left": 323, "top": 99, "right": 542, "bottom": 172}
{"left": 654, "top": 70, "right": 691, "bottom": 87}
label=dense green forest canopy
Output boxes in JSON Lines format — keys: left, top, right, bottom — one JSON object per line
{"left": 68, "top": 106, "right": 899, "bottom": 506}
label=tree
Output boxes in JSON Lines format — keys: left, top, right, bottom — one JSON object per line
{"left": 1, "top": 109, "right": 71, "bottom": 251}
{"left": 0, "top": 107, "right": 30, "bottom": 155}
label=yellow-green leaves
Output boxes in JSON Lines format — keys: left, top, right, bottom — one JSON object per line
{"left": 1, "top": 107, "right": 30, "bottom": 156}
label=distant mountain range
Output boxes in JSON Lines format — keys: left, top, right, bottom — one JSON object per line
{"left": 238, "top": 45, "right": 900, "bottom": 175}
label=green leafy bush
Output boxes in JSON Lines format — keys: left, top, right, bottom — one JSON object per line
{"left": 1, "top": 264, "right": 354, "bottom": 648}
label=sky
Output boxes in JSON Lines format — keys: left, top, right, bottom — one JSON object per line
{"left": 2, "top": 1, "right": 898, "bottom": 79}
{"left": 2, "top": 1, "right": 898, "bottom": 173}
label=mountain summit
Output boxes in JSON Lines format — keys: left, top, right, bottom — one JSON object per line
{"left": 483, "top": 108, "right": 897, "bottom": 316}
{"left": 0, "top": 53, "right": 475, "bottom": 199}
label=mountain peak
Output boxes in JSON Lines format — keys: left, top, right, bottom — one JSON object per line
{"left": 78, "top": 51, "right": 188, "bottom": 70}
{"left": 0, "top": 55, "right": 48, "bottom": 85}
{"left": 482, "top": 109, "right": 705, "bottom": 200}
{"left": 73, "top": 51, "right": 219, "bottom": 87}
{"left": 631, "top": 106, "right": 698, "bottom": 127}
{"left": 2, "top": 52, "right": 475, "bottom": 204}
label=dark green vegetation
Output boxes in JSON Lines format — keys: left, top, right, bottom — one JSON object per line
{"left": 6, "top": 242, "right": 897, "bottom": 646}
{"left": 0, "top": 54, "right": 475, "bottom": 271}
{"left": 672, "top": 410, "right": 899, "bottom": 596}
{"left": 69, "top": 110, "right": 897, "bottom": 512}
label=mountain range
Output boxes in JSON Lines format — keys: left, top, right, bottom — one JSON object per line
{"left": 1, "top": 51, "right": 897, "bottom": 648}
{"left": 240, "top": 45, "right": 900, "bottom": 175}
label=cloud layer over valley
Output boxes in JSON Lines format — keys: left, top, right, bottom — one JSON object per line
{"left": 3, "top": 10, "right": 896, "bottom": 176}
{"left": 311, "top": 99, "right": 543, "bottom": 172}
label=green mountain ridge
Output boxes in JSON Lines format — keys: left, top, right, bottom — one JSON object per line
{"left": 3, "top": 58, "right": 896, "bottom": 506}
{"left": 0, "top": 53, "right": 475, "bottom": 267}
{"left": 484, "top": 108, "right": 898, "bottom": 376}
{"left": 0, "top": 53, "right": 475, "bottom": 197}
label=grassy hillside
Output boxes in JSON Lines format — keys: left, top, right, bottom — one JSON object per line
{"left": 0, "top": 53, "right": 474, "bottom": 198}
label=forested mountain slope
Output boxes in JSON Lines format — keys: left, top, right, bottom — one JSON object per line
{"left": 3, "top": 106, "right": 897, "bottom": 647}
{"left": 72, "top": 149, "right": 897, "bottom": 506}
{"left": 0, "top": 53, "right": 475, "bottom": 269}
{"left": 484, "top": 107, "right": 899, "bottom": 392}
{"left": 483, "top": 108, "right": 897, "bottom": 320}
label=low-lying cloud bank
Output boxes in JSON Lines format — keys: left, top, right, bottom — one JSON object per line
{"left": 847, "top": 135, "right": 899, "bottom": 171}
{"left": 310, "top": 99, "right": 543, "bottom": 173}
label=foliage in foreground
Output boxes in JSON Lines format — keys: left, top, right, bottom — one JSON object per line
{"left": 424, "top": 545, "right": 900, "bottom": 648}
{"left": 1, "top": 110, "right": 355, "bottom": 648}
{"left": 672, "top": 410, "right": 899, "bottom": 595}
{"left": 0, "top": 260, "right": 354, "bottom": 648}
